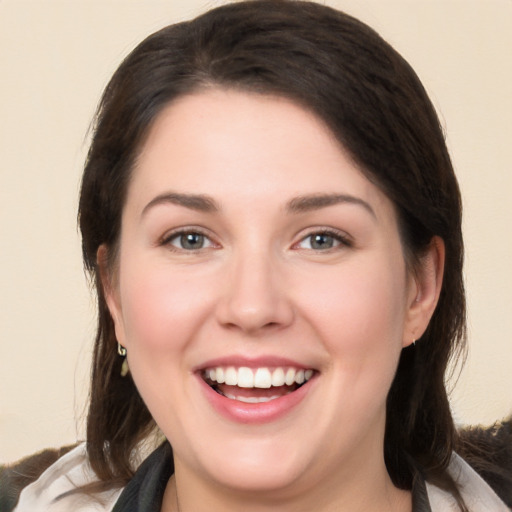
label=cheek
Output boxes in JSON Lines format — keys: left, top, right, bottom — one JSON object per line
{"left": 298, "top": 256, "right": 408, "bottom": 371}
{"left": 115, "top": 258, "right": 215, "bottom": 430}
{"left": 117, "top": 258, "right": 212, "bottom": 355}
{"left": 298, "top": 258, "right": 409, "bottom": 436}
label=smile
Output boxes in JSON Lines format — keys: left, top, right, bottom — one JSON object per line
{"left": 202, "top": 366, "right": 315, "bottom": 403}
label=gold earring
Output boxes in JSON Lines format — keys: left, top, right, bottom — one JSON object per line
{"left": 117, "top": 342, "right": 129, "bottom": 377}
{"left": 120, "top": 358, "right": 129, "bottom": 377}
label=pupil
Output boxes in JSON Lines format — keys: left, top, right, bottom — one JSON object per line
{"left": 311, "top": 234, "right": 333, "bottom": 250}
{"left": 181, "top": 233, "right": 203, "bottom": 249}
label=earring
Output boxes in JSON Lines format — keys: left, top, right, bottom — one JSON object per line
{"left": 120, "top": 358, "right": 129, "bottom": 377}
{"left": 412, "top": 339, "right": 416, "bottom": 347}
{"left": 117, "top": 342, "right": 129, "bottom": 377}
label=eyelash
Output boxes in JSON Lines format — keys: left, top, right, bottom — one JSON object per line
{"left": 159, "top": 228, "right": 352, "bottom": 253}
{"left": 160, "top": 228, "right": 217, "bottom": 252}
{"left": 294, "top": 229, "right": 352, "bottom": 252}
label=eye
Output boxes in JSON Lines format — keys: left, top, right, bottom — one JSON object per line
{"left": 295, "top": 230, "right": 350, "bottom": 251}
{"left": 163, "top": 230, "right": 215, "bottom": 251}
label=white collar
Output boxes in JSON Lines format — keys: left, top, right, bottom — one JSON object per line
{"left": 14, "top": 444, "right": 121, "bottom": 511}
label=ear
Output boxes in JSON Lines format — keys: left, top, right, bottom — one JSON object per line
{"left": 97, "top": 244, "right": 126, "bottom": 347}
{"left": 403, "top": 236, "right": 445, "bottom": 347}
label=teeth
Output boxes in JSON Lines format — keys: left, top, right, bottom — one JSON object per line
{"left": 254, "top": 368, "right": 272, "bottom": 388}
{"left": 223, "top": 393, "right": 284, "bottom": 403}
{"left": 204, "top": 366, "right": 314, "bottom": 389}
{"left": 225, "top": 367, "right": 237, "bottom": 385}
{"left": 215, "top": 367, "right": 225, "bottom": 384}
{"left": 285, "top": 368, "right": 295, "bottom": 386}
{"left": 237, "top": 367, "right": 254, "bottom": 388}
{"left": 271, "top": 367, "right": 285, "bottom": 387}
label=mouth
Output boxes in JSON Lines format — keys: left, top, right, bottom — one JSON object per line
{"left": 201, "top": 366, "right": 315, "bottom": 404}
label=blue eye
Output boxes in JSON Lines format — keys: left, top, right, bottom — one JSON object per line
{"left": 297, "top": 231, "right": 348, "bottom": 251}
{"left": 165, "top": 231, "right": 214, "bottom": 251}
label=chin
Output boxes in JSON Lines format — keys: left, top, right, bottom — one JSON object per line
{"left": 206, "top": 458, "right": 305, "bottom": 494}
{"left": 181, "top": 433, "right": 312, "bottom": 494}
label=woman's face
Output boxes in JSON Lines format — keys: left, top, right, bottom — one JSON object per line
{"left": 104, "top": 89, "right": 440, "bottom": 498}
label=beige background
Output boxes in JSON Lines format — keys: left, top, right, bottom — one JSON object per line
{"left": 1, "top": 0, "right": 511, "bottom": 464}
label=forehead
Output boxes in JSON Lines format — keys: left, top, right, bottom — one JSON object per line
{"left": 127, "top": 89, "right": 393, "bottom": 219}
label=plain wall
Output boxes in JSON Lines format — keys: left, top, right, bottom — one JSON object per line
{"left": 1, "top": 0, "right": 511, "bottom": 464}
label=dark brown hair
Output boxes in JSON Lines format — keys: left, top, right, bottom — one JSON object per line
{"left": 79, "top": 0, "right": 466, "bottom": 502}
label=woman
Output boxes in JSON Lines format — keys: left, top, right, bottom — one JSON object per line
{"left": 9, "top": 1, "right": 511, "bottom": 511}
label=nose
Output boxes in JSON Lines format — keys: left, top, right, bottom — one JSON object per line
{"left": 215, "top": 249, "right": 294, "bottom": 335}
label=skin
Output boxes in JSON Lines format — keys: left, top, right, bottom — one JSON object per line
{"left": 100, "top": 89, "right": 444, "bottom": 511}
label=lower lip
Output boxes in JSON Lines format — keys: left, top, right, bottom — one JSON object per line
{"left": 197, "top": 375, "right": 314, "bottom": 424}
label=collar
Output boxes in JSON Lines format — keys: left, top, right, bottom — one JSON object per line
{"left": 112, "top": 443, "right": 174, "bottom": 512}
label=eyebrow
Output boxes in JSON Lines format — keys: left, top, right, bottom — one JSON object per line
{"left": 286, "top": 194, "right": 376, "bottom": 218}
{"left": 141, "top": 191, "right": 375, "bottom": 218}
{"left": 142, "top": 192, "right": 219, "bottom": 216}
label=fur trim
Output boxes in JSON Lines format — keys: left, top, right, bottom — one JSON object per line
{"left": 0, "top": 444, "right": 77, "bottom": 512}
{"left": 457, "top": 416, "right": 512, "bottom": 507}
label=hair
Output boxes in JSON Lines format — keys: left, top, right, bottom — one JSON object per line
{"left": 79, "top": 0, "right": 466, "bottom": 504}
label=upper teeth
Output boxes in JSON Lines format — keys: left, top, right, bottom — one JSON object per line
{"left": 205, "top": 366, "right": 314, "bottom": 389}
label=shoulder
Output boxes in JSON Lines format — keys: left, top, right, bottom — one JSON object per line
{"left": 4, "top": 444, "right": 122, "bottom": 512}
{"left": 426, "top": 416, "right": 512, "bottom": 511}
